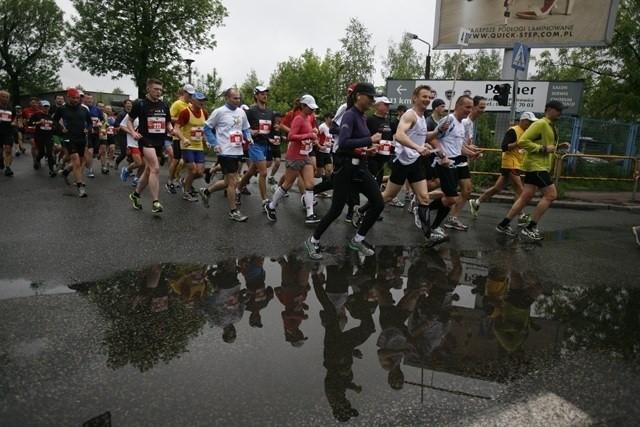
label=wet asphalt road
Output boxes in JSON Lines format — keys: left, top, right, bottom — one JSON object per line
{"left": 1, "top": 153, "right": 640, "bottom": 426}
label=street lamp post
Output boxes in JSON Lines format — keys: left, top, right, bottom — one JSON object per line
{"left": 183, "top": 59, "right": 195, "bottom": 84}
{"left": 407, "top": 33, "right": 431, "bottom": 80}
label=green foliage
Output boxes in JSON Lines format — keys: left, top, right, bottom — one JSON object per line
{"left": 381, "top": 33, "right": 425, "bottom": 80}
{"left": 431, "top": 49, "right": 502, "bottom": 80}
{"left": 192, "top": 67, "right": 223, "bottom": 110}
{"left": 238, "top": 69, "right": 263, "bottom": 107}
{"left": 0, "top": 0, "right": 65, "bottom": 103}
{"left": 67, "top": 0, "right": 227, "bottom": 98}
{"left": 337, "top": 18, "right": 376, "bottom": 90}
{"left": 530, "top": 0, "right": 640, "bottom": 121}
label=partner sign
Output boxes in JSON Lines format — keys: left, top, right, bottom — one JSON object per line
{"left": 384, "top": 80, "right": 584, "bottom": 115}
{"left": 434, "top": 0, "right": 619, "bottom": 49}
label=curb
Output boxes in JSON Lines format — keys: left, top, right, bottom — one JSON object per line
{"left": 472, "top": 193, "right": 640, "bottom": 213}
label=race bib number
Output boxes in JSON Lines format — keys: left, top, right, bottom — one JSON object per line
{"left": 258, "top": 119, "right": 271, "bottom": 135}
{"left": 320, "top": 136, "right": 332, "bottom": 153}
{"left": 147, "top": 116, "right": 166, "bottom": 134}
{"left": 378, "top": 140, "right": 392, "bottom": 155}
{"left": 299, "top": 139, "right": 312, "bottom": 155}
{"left": 91, "top": 117, "right": 100, "bottom": 127}
{"left": 106, "top": 126, "right": 115, "bottom": 135}
{"left": 0, "top": 110, "right": 12, "bottom": 122}
{"left": 41, "top": 120, "right": 53, "bottom": 131}
{"left": 229, "top": 130, "right": 243, "bottom": 147}
{"left": 190, "top": 126, "right": 204, "bottom": 141}
{"left": 273, "top": 135, "right": 281, "bottom": 145}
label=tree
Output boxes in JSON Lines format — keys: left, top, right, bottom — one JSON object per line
{"left": 192, "top": 67, "right": 223, "bottom": 109}
{"left": 238, "top": 69, "right": 263, "bottom": 107}
{"left": 0, "top": 0, "right": 64, "bottom": 104}
{"left": 111, "top": 87, "right": 125, "bottom": 95}
{"left": 381, "top": 33, "right": 424, "bottom": 80}
{"left": 431, "top": 49, "right": 502, "bottom": 80}
{"left": 67, "top": 0, "right": 228, "bottom": 98}
{"left": 530, "top": 0, "right": 640, "bottom": 120}
{"left": 337, "top": 18, "right": 375, "bottom": 90}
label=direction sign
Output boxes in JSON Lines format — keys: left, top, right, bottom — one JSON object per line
{"left": 512, "top": 42, "right": 529, "bottom": 72}
{"left": 458, "top": 28, "right": 471, "bottom": 46}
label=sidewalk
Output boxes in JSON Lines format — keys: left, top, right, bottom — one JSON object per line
{"left": 472, "top": 190, "right": 640, "bottom": 212}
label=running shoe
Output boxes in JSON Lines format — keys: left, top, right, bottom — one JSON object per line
{"left": 469, "top": 199, "right": 479, "bottom": 218}
{"left": 517, "top": 214, "right": 532, "bottom": 227}
{"left": 304, "top": 237, "right": 323, "bottom": 260}
{"left": 345, "top": 212, "right": 353, "bottom": 223}
{"left": 182, "top": 192, "right": 198, "bottom": 202}
{"left": 348, "top": 238, "right": 375, "bottom": 257}
{"left": 633, "top": 226, "right": 640, "bottom": 247}
{"left": 268, "top": 176, "right": 277, "bottom": 185}
{"left": 49, "top": 170, "right": 56, "bottom": 177}
{"left": 229, "top": 210, "right": 248, "bottom": 222}
{"left": 240, "top": 187, "right": 251, "bottom": 195}
{"left": 316, "top": 192, "right": 332, "bottom": 199}
{"left": 152, "top": 201, "right": 164, "bottom": 213}
{"left": 432, "top": 227, "right": 449, "bottom": 242}
{"left": 414, "top": 207, "right": 423, "bottom": 230}
{"left": 204, "top": 169, "right": 212, "bottom": 184}
{"left": 521, "top": 227, "right": 543, "bottom": 241}
{"left": 132, "top": 177, "right": 139, "bottom": 187}
{"left": 129, "top": 193, "right": 142, "bottom": 210}
{"left": 58, "top": 169, "right": 70, "bottom": 184}
{"left": 166, "top": 182, "right": 176, "bottom": 194}
{"left": 444, "top": 216, "right": 468, "bottom": 231}
{"left": 87, "top": 169, "right": 95, "bottom": 178}
{"left": 78, "top": 186, "right": 87, "bottom": 198}
{"left": 404, "top": 192, "right": 413, "bottom": 202}
{"left": 264, "top": 202, "right": 277, "bottom": 222}
{"left": 120, "top": 167, "right": 130, "bottom": 182}
{"left": 199, "top": 188, "right": 210, "bottom": 208}
{"left": 101, "top": 166, "right": 109, "bottom": 175}
{"left": 4, "top": 167, "right": 14, "bottom": 177}
{"left": 389, "top": 197, "right": 405, "bottom": 208}
{"left": 305, "top": 214, "right": 321, "bottom": 224}
{"left": 495, "top": 223, "right": 516, "bottom": 237}
{"left": 351, "top": 206, "right": 363, "bottom": 229}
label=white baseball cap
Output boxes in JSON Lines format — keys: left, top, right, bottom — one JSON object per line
{"left": 374, "top": 96, "right": 392, "bottom": 105}
{"left": 183, "top": 84, "right": 196, "bottom": 95}
{"left": 520, "top": 111, "right": 538, "bottom": 122}
{"left": 300, "top": 94, "right": 318, "bottom": 110}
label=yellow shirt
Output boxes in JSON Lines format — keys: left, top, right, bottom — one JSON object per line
{"left": 170, "top": 98, "right": 190, "bottom": 141}
{"left": 179, "top": 107, "right": 206, "bottom": 151}
{"left": 501, "top": 125, "right": 525, "bottom": 169}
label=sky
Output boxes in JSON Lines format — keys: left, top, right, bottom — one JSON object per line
{"left": 55, "top": 0, "right": 439, "bottom": 96}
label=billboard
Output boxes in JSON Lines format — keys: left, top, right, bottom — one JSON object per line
{"left": 434, "top": 0, "right": 619, "bottom": 49}
{"left": 385, "top": 80, "right": 584, "bottom": 115}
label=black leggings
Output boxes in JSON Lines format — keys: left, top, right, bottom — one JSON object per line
{"left": 114, "top": 134, "right": 127, "bottom": 167}
{"left": 35, "top": 137, "right": 55, "bottom": 170}
{"left": 313, "top": 162, "right": 384, "bottom": 240}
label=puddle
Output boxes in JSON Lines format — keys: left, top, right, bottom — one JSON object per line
{"left": 1, "top": 246, "right": 638, "bottom": 425}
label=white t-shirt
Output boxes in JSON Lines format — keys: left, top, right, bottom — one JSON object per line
{"left": 436, "top": 114, "right": 466, "bottom": 166}
{"left": 205, "top": 105, "right": 250, "bottom": 156}
{"left": 394, "top": 109, "right": 428, "bottom": 166}
{"left": 119, "top": 114, "right": 139, "bottom": 148}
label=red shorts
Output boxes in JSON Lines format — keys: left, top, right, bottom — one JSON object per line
{"left": 127, "top": 147, "right": 142, "bottom": 156}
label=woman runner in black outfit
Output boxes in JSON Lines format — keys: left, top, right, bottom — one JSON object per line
{"left": 304, "top": 83, "right": 385, "bottom": 260}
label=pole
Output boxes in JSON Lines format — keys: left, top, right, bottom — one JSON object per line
{"left": 510, "top": 69, "right": 519, "bottom": 124}
{"left": 448, "top": 46, "right": 463, "bottom": 112}
{"left": 425, "top": 54, "right": 431, "bottom": 80}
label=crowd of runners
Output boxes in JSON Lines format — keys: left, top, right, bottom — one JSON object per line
{"left": 0, "top": 79, "right": 579, "bottom": 257}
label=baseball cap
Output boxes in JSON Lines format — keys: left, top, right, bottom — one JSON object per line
{"left": 431, "top": 98, "right": 446, "bottom": 109}
{"left": 183, "top": 84, "right": 196, "bottom": 95}
{"left": 67, "top": 88, "right": 80, "bottom": 98}
{"left": 78, "top": 91, "right": 84, "bottom": 97}
{"left": 300, "top": 94, "right": 319, "bottom": 110}
{"left": 192, "top": 91, "right": 207, "bottom": 100}
{"left": 520, "top": 111, "right": 538, "bottom": 121}
{"left": 351, "top": 82, "right": 381, "bottom": 98}
{"left": 40, "top": 100, "right": 50, "bottom": 107}
{"left": 374, "top": 96, "right": 392, "bottom": 105}
{"left": 545, "top": 100, "right": 565, "bottom": 111}
{"left": 254, "top": 86, "right": 269, "bottom": 94}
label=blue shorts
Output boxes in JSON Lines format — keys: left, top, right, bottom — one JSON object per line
{"left": 182, "top": 149, "right": 205, "bottom": 164}
{"left": 248, "top": 143, "right": 269, "bottom": 162}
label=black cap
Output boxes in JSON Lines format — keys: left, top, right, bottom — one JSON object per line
{"left": 396, "top": 104, "right": 408, "bottom": 112}
{"left": 431, "top": 98, "right": 446, "bottom": 109}
{"left": 352, "top": 82, "right": 381, "bottom": 97}
{"left": 545, "top": 100, "right": 565, "bottom": 111}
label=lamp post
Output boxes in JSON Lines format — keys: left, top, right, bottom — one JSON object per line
{"left": 407, "top": 33, "right": 431, "bottom": 80}
{"left": 183, "top": 59, "right": 195, "bottom": 84}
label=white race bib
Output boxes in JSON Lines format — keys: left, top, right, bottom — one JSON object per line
{"left": 0, "top": 110, "right": 12, "bottom": 122}
{"left": 229, "top": 130, "right": 243, "bottom": 147}
{"left": 299, "top": 140, "right": 312, "bottom": 155}
{"left": 41, "top": 120, "right": 53, "bottom": 131}
{"left": 258, "top": 119, "right": 271, "bottom": 135}
{"left": 190, "top": 126, "right": 204, "bottom": 141}
{"left": 147, "top": 117, "right": 166, "bottom": 134}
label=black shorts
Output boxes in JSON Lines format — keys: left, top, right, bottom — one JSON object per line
{"left": 141, "top": 145, "right": 163, "bottom": 158}
{"left": 523, "top": 171, "right": 553, "bottom": 189}
{"left": 456, "top": 165, "right": 471, "bottom": 180}
{"left": 87, "top": 133, "right": 100, "bottom": 151}
{"left": 500, "top": 167, "right": 522, "bottom": 178}
{"left": 435, "top": 164, "right": 459, "bottom": 197}
{"left": 315, "top": 151, "right": 332, "bottom": 168}
{"left": 266, "top": 144, "right": 281, "bottom": 161}
{"left": 218, "top": 155, "right": 241, "bottom": 174}
{"left": 64, "top": 138, "right": 87, "bottom": 156}
{"left": 389, "top": 158, "right": 426, "bottom": 185}
{"left": 422, "top": 154, "right": 438, "bottom": 181}
{"left": 172, "top": 139, "right": 182, "bottom": 159}
{"left": 0, "top": 133, "right": 13, "bottom": 147}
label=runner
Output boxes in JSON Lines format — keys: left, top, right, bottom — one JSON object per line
{"left": 264, "top": 94, "right": 321, "bottom": 224}
{"left": 173, "top": 91, "right": 209, "bottom": 202}
{"left": 52, "top": 88, "right": 92, "bottom": 197}
{"left": 167, "top": 84, "right": 194, "bottom": 194}
{"left": 198, "top": 87, "right": 251, "bottom": 222}
{"left": 21, "top": 97, "right": 40, "bottom": 168}
{"left": 83, "top": 94, "right": 105, "bottom": 178}
{"left": 0, "top": 90, "right": 17, "bottom": 176}
{"left": 28, "top": 100, "right": 58, "bottom": 177}
{"left": 127, "top": 78, "right": 173, "bottom": 214}
{"left": 266, "top": 112, "right": 284, "bottom": 185}
{"left": 118, "top": 112, "right": 145, "bottom": 187}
